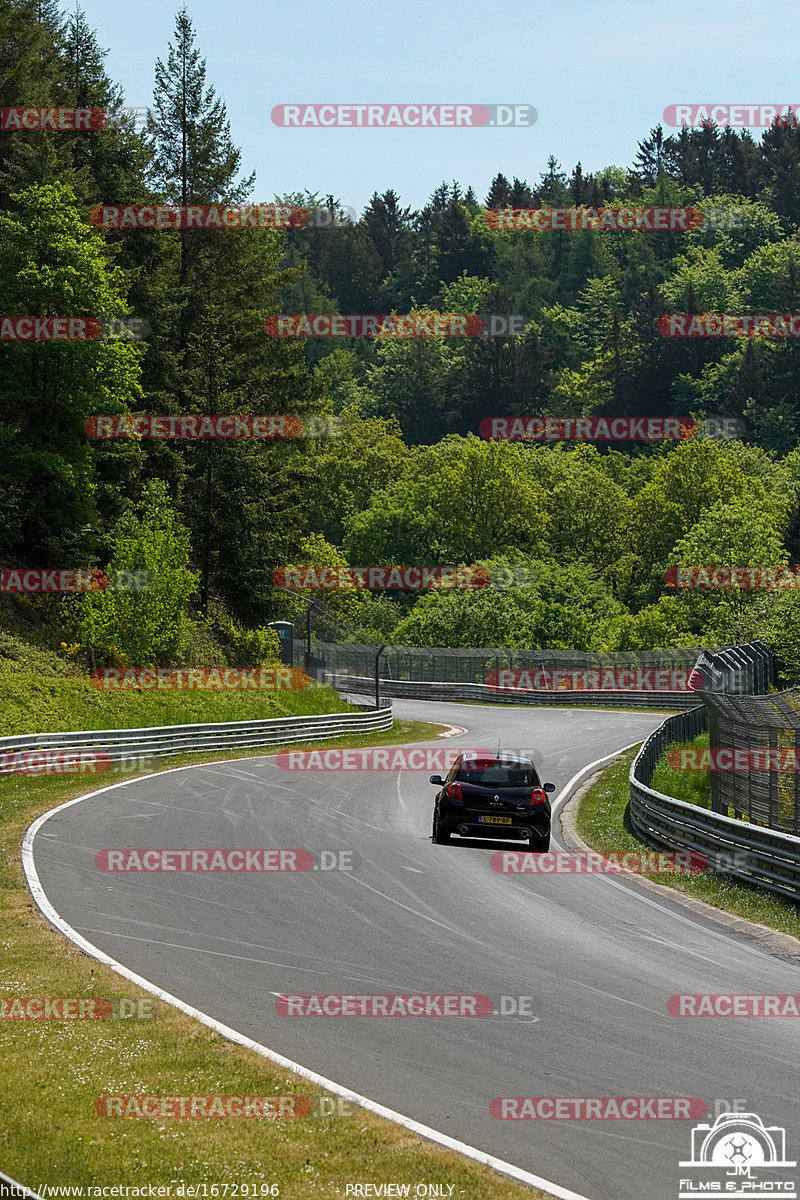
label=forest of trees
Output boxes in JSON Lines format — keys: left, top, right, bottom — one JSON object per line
{"left": 5, "top": 0, "right": 800, "bottom": 682}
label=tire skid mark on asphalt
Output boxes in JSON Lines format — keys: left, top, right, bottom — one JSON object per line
{"left": 73, "top": 925, "right": 391, "bottom": 982}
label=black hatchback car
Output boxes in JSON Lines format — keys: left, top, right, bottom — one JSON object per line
{"left": 430, "top": 752, "right": 554, "bottom": 849}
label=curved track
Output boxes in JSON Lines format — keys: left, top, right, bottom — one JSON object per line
{"left": 27, "top": 701, "right": 800, "bottom": 1200}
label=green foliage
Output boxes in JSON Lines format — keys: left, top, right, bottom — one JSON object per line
{"left": 78, "top": 480, "right": 197, "bottom": 666}
{"left": 391, "top": 558, "right": 625, "bottom": 650}
{"left": 345, "top": 436, "right": 549, "bottom": 565}
{"left": 0, "top": 182, "right": 143, "bottom": 560}
{"left": 624, "top": 439, "right": 775, "bottom": 604}
{"left": 209, "top": 607, "right": 281, "bottom": 667}
{"left": 303, "top": 405, "right": 409, "bottom": 545}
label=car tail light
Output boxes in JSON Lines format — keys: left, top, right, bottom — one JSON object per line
{"left": 529, "top": 788, "right": 548, "bottom": 806}
{"left": 446, "top": 782, "right": 463, "bottom": 804}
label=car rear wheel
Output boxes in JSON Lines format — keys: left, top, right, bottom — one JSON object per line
{"left": 432, "top": 811, "right": 451, "bottom": 844}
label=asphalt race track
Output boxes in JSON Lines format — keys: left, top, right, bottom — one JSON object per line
{"left": 28, "top": 700, "right": 800, "bottom": 1200}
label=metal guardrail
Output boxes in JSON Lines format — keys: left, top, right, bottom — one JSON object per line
{"left": 0, "top": 706, "right": 393, "bottom": 777}
{"left": 329, "top": 673, "right": 701, "bottom": 710}
{"left": 630, "top": 708, "right": 800, "bottom": 900}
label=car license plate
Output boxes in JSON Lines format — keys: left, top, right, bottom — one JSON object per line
{"left": 479, "top": 815, "right": 512, "bottom": 825}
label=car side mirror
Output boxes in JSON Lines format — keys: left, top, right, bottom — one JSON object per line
{"left": 429, "top": 775, "right": 444, "bottom": 785}
{"left": 543, "top": 782, "right": 556, "bottom": 793}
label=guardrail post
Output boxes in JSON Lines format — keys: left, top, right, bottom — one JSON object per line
{"left": 375, "top": 645, "right": 386, "bottom": 710}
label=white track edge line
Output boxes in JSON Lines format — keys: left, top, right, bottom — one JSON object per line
{"left": 19, "top": 747, "right": 607, "bottom": 1200}
{"left": 550, "top": 740, "right": 644, "bottom": 823}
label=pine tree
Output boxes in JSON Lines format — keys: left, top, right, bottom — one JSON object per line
{"left": 0, "top": 0, "right": 69, "bottom": 205}
{"left": 485, "top": 172, "right": 511, "bottom": 207}
{"left": 509, "top": 177, "right": 533, "bottom": 206}
{"left": 537, "top": 156, "right": 568, "bottom": 204}
{"left": 362, "top": 189, "right": 413, "bottom": 276}
{"left": 142, "top": 8, "right": 320, "bottom": 620}
{"left": 634, "top": 126, "right": 666, "bottom": 189}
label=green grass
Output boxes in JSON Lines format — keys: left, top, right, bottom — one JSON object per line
{"left": 651, "top": 732, "right": 712, "bottom": 809}
{"left": 0, "top": 717, "right": 552, "bottom": 1198}
{"left": 0, "top": 658, "right": 351, "bottom": 739}
{"left": 575, "top": 747, "right": 800, "bottom": 938}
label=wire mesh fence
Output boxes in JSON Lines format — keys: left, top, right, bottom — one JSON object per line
{"left": 299, "top": 642, "right": 708, "bottom": 685}
{"left": 700, "top": 687, "right": 800, "bottom": 834}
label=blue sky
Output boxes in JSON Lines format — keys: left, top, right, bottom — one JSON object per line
{"left": 78, "top": 0, "right": 800, "bottom": 213}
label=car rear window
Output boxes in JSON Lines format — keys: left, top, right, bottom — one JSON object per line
{"left": 458, "top": 762, "right": 540, "bottom": 787}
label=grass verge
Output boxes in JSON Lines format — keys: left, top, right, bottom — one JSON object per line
{"left": 650, "top": 732, "right": 712, "bottom": 809}
{"left": 0, "top": 647, "right": 351, "bottom": 737}
{"left": 1, "top": 718, "right": 549, "bottom": 1199}
{"left": 574, "top": 747, "right": 800, "bottom": 939}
